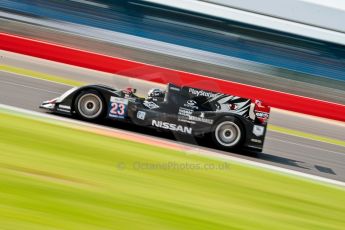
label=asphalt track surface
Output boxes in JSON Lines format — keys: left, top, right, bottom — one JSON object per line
{"left": 1, "top": 51, "right": 345, "bottom": 182}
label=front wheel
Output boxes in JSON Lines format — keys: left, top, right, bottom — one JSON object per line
{"left": 212, "top": 118, "right": 243, "bottom": 150}
{"left": 74, "top": 90, "right": 105, "bottom": 121}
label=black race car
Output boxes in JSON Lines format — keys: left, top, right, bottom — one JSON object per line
{"left": 40, "top": 83, "right": 270, "bottom": 152}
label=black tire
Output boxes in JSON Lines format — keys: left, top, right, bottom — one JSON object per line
{"left": 211, "top": 117, "right": 244, "bottom": 150}
{"left": 74, "top": 90, "right": 105, "bottom": 121}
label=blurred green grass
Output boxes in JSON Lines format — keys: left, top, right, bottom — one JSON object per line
{"left": 0, "top": 111, "right": 345, "bottom": 230}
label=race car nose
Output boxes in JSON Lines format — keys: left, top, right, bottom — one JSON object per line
{"left": 39, "top": 98, "right": 58, "bottom": 110}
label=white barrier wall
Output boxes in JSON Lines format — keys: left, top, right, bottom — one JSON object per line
{"left": 142, "top": 0, "right": 345, "bottom": 45}
{"left": 202, "top": 0, "right": 345, "bottom": 33}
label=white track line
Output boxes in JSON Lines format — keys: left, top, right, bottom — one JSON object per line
{"left": 0, "top": 70, "right": 74, "bottom": 87}
{"left": 1, "top": 104, "right": 345, "bottom": 188}
{"left": 267, "top": 137, "right": 344, "bottom": 155}
{"left": 0, "top": 79, "right": 62, "bottom": 94}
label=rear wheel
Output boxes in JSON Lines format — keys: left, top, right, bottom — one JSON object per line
{"left": 212, "top": 117, "right": 243, "bottom": 149}
{"left": 75, "top": 90, "right": 105, "bottom": 121}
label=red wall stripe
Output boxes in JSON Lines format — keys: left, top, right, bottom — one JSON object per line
{"left": 1, "top": 32, "right": 344, "bottom": 122}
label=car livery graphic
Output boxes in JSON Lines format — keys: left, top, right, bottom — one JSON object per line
{"left": 40, "top": 83, "right": 270, "bottom": 152}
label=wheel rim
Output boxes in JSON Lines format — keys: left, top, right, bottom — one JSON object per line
{"left": 77, "top": 93, "right": 103, "bottom": 119}
{"left": 215, "top": 121, "right": 241, "bottom": 147}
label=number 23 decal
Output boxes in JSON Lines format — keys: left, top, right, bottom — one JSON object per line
{"left": 110, "top": 102, "right": 126, "bottom": 115}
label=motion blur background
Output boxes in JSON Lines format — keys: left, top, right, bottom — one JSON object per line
{"left": 1, "top": 1, "right": 345, "bottom": 229}
{"left": 1, "top": 0, "right": 345, "bottom": 103}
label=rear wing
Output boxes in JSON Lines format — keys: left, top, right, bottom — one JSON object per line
{"left": 253, "top": 100, "right": 270, "bottom": 124}
{"left": 167, "top": 84, "right": 270, "bottom": 122}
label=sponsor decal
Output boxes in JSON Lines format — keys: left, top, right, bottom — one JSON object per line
{"left": 189, "top": 88, "right": 218, "bottom": 98}
{"left": 178, "top": 108, "right": 213, "bottom": 124}
{"left": 137, "top": 111, "right": 146, "bottom": 120}
{"left": 56, "top": 104, "right": 71, "bottom": 113}
{"left": 58, "top": 105, "right": 71, "bottom": 110}
{"left": 183, "top": 100, "right": 198, "bottom": 109}
{"left": 152, "top": 120, "right": 192, "bottom": 134}
{"left": 143, "top": 101, "right": 160, "bottom": 109}
{"left": 56, "top": 108, "right": 70, "bottom": 113}
{"left": 178, "top": 118, "right": 196, "bottom": 124}
{"left": 110, "top": 97, "right": 127, "bottom": 104}
{"left": 169, "top": 86, "right": 180, "bottom": 91}
{"left": 253, "top": 125, "right": 265, "bottom": 137}
{"left": 187, "top": 100, "right": 196, "bottom": 106}
{"left": 255, "top": 112, "right": 269, "bottom": 119}
{"left": 250, "top": 138, "right": 262, "bottom": 144}
{"left": 178, "top": 107, "right": 193, "bottom": 116}
{"left": 108, "top": 96, "right": 128, "bottom": 119}
{"left": 188, "top": 115, "right": 213, "bottom": 124}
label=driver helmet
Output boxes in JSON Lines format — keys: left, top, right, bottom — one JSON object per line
{"left": 147, "top": 88, "right": 165, "bottom": 102}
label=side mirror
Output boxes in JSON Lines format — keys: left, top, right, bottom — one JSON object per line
{"left": 125, "top": 87, "right": 137, "bottom": 94}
